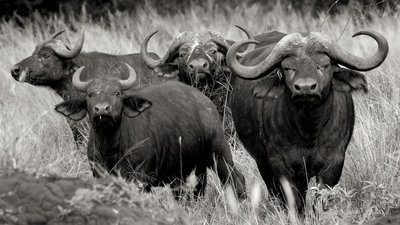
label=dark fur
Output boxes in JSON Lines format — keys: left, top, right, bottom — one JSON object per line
{"left": 13, "top": 51, "right": 168, "bottom": 100}
{"left": 12, "top": 46, "right": 170, "bottom": 143}
{"left": 56, "top": 81, "right": 246, "bottom": 199}
{"left": 231, "top": 33, "right": 370, "bottom": 211}
{"left": 157, "top": 31, "right": 287, "bottom": 117}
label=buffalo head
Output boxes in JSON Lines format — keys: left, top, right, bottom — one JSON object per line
{"left": 11, "top": 30, "right": 84, "bottom": 85}
{"left": 55, "top": 63, "right": 151, "bottom": 129}
{"left": 227, "top": 31, "right": 388, "bottom": 106}
{"left": 141, "top": 26, "right": 254, "bottom": 87}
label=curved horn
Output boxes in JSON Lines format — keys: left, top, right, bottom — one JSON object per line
{"left": 46, "top": 30, "right": 85, "bottom": 59}
{"left": 72, "top": 66, "right": 90, "bottom": 92}
{"left": 325, "top": 30, "right": 388, "bottom": 71}
{"left": 119, "top": 63, "right": 137, "bottom": 90}
{"left": 226, "top": 40, "right": 262, "bottom": 79}
{"left": 234, "top": 25, "right": 255, "bottom": 57}
{"left": 209, "top": 38, "right": 230, "bottom": 51}
{"left": 141, "top": 31, "right": 186, "bottom": 69}
{"left": 227, "top": 33, "right": 303, "bottom": 79}
{"left": 40, "top": 29, "right": 65, "bottom": 46}
{"left": 48, "top": 30, "right": 65, "bottom": 40}
{"left": 141, "top": 31, "right": 167, "bottom": 68}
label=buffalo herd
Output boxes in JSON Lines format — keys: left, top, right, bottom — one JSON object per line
{"left": 11, "top": 26, "right": 389, "bottom": 212}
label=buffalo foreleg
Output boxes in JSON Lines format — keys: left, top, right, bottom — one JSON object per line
{"left": 257, "top": 160, "right": 307, "bottom": 213}
{"left": 193, "top": 165, "right": 207, "bottom": 199}
{"left": 317, "top": 153, "right": 345, "bottom": 188}
{"left": 212, "top": 151, "right": 246, "bottom": 199}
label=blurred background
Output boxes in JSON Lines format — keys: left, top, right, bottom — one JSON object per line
{"left": 1, "top": 0, "right": 398, "bottom": 21}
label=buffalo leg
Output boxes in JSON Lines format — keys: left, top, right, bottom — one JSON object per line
{"left": 317, "top": 154, "right": 345, "bottom": 187}
{"left": 257, "top": 161, "right": 306, "bottom": 213}
{"left": 170, "top": 178, "right": 185, "bottom": 200}
{"left": 170, "top": 167, "right": 207, "bottom": 201}
{"left": 86, "top": 145, "right": 108, "bottom": 178}
{"left": 193, "top": 165, "right": 207, "bottom": 199}
{"left": 211, "top": 139, "right": 246, "bottom": 199}
{"left": 315, "top": 154, "right": 345, "bottom": 210}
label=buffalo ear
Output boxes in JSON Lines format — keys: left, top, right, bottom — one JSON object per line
{"left": 216, "top": 52, "right": 231, "bottom": 72}
{"left": 123, "top": 96, "right": 152, "bottom": 118}
{"left": 154, "top": 63, "right": 179, "bottom": 78}
{"left": 63, "top": 61, "right": 80, "bottom": 77}
{"left": 55, "top": 98, "right": 87, "bottom": 121}
{"left": 152, "top": 51, "right": 180, "bottom": 79}
{"left": 332, "top": 66, "right": 368, "bottom": 93}
{"left": 253, "top": 69, "right": 285, "bottom": 99}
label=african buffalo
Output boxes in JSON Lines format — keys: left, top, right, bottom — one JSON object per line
{"left": 140, "top": 26, "right": 263, "bottom": 115}
{"left": 10, "top": 29, "right": 166, "bottom": 100}
{"left": 226, "top": 30, "right": 388, "bottom": 211}
{"left": 11, "top": 29, "right": 168, "bottom": 143}
{"left": 55, "top": 63, "right": 246, "bottom": 199}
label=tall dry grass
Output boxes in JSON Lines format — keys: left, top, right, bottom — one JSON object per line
{"left": 0, "top": 1, "right": 399, "bottom": 224}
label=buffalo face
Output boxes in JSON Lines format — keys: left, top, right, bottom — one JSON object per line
{"left": 55, "top": 64, "right": 151, "bottom": 130}
{"left": 281, "top": 53, "right": 333, "bottom": 106}
{"left": 11, "top": 30, "right": 84, "bottom": 85}
{"left": 141, "top": 27, "right": 254, "bottom": 88}
{"left": 227, "top": 31, "right": 388, "bottom": 107}
{"left": 176, "top": 40, "right": 227, "bottom": 86}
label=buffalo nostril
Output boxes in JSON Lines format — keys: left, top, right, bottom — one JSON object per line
{"left": 203, "top": 62, "right": 209, "bottom": 69}
{"left": 311, "top": 84, "right": 317, "bottom": 90}
{"left": 11, "top": 66, "right": 21, "bottom": 77}
{"left": 294, "top": 85, "right": 300, "bottom": 91}
{"left": 189, "top": 64, "right": 194, "bottom": 69}
{"left": 94, "top": 107, "right": 99, "bottom": 112}
{"left": 105, "top": 106, "right": 110, "bottom": 111}
{"left": 13, "top": 67, "right": 20, "bottom": 74}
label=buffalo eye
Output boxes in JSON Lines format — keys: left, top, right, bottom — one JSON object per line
{"left": 42, "top": 53, "right": 51, "bottom": 58}
{"left": 208, "top": 50, "right": 217, "bottom": 55}
{"left": 283, "top": 67, "right": 295, "bottom": 73}
{"left": 87, "top": 93, "right": 93, "bottom": 98}
{"left": 180, "top": 53, "right": 188, "bottom": 58}
{"left": 114, "top": 92, "right": 120, "bottom": 97}
{"left": 318, "top": 64, "right": 330, "bottom": 70}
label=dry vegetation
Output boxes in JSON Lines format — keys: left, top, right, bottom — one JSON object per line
{"left": 0, "top": 2, "right": 399, "bottom": 224}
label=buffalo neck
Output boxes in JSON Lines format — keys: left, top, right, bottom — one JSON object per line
{"left": 92, "top": 123, "right": 122, "bottom": 157}
{"left": 284, "top": 89, "right": 334, "bottom": 145}
{"left": 50, "top": 77, "right": 74, "bottom": 100}
{"left": 53, "top": 53, "right": 94, "bottom": 100}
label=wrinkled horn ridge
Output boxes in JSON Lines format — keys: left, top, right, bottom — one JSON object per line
{"left": 72, "top": 66, "right": 90, "bottom": 92}
{"left": 326, "top": 30, "right": 388, "bottom": 71}
{"left": 120, "top": 63, "right": 137, "bottom": 90}
{"left": 227, "top": 33, "right": 307, "bottom": 79}
{"left": 227, "top": 31, "right": 388, "bottom": 79}
{"left": 227, "top": 39, "right": 285, "bottom": 79}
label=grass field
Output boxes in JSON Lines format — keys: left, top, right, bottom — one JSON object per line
{"left": 0, "top": 2, "right": 399, "bottom": 224}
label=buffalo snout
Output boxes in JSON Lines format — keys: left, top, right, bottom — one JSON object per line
{"left": 93, "top": 103, "right": 112, "bottom": 115}
{"left": 293, "top": 78, "right": 319, "bottom": 96}
{"left": 11, "top": 64, "right": 21, "bottom": 80}
{"left": 188, "top": 58, "right": 210, "bottom": 76}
